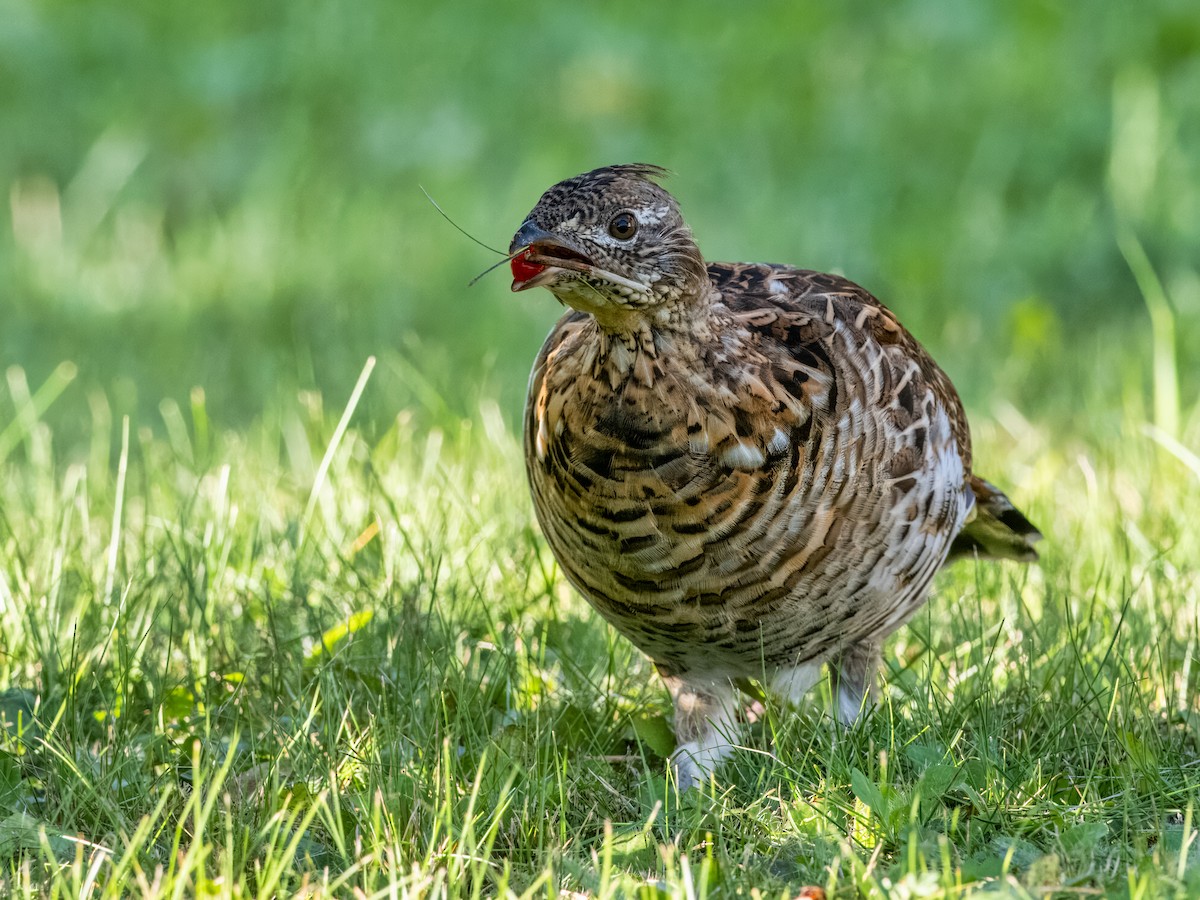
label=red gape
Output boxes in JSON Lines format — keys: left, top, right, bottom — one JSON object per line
{"left": 510, "top": 249, "right": 546, "bottom": 286}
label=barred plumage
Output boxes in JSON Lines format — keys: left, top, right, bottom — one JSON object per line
{"left": 509, "top": 165, "right": 1042, "bottom": 788}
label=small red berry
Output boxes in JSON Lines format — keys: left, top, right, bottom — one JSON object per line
{"left": 511, "top": 249, "right": 547, "bottom": 286}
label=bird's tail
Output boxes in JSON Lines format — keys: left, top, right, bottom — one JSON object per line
{"left": 945, "top": 475, "right": 1042, "bottom": 564}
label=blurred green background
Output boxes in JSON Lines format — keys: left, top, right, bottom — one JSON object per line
{"left": 2, "top": 0, "right": 1198, "bottom": 446}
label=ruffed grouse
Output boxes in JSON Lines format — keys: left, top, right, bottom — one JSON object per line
{"left": 509, "top": 165, "right": 1041, "bottom": 788}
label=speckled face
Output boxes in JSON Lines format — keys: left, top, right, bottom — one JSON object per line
{"left": 508, "top": 164, "right": 708, "bottom": 319}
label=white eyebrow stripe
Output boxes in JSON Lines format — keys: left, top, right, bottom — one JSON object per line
{"left": 638, "top": 205, "right": 671, "bottom": 225}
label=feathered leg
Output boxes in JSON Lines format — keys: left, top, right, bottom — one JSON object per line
{"left": 830, "top": 641, "right": 881, "bottom": 724}
{"left": 663, "top": 675, "right": 741, "bottom": 790}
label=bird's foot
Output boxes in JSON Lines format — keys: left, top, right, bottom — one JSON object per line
{"left": 670, "top": 736, "right": 736, "bottom": 791}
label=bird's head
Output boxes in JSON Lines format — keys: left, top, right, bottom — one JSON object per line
{"left": 508, "top": 165, "right": 708, "bottom": 328}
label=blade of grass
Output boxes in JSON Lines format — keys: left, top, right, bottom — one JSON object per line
{"left": 300, "top": 355, "right": 376, "bottom": 544}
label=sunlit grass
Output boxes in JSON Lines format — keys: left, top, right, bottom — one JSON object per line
{"left": 1, "top": 348, "right": 1198, "bottom": 897}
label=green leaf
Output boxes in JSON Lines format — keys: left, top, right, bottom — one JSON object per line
{"left": 309, "top": 609, "right": 375, "bottom": 661}
{"left": 851, "top": 768, "right": 888, "bottom": 821}
{"left": 0, "top": 753, "right": 24, "bottom": 812}
{"left": 162, "top": 686, "right": 196, "bottom": 721}
{"left": 904, "top": 743, "right": 946, "bottom": 769}
{"left": 992, "top": 835, "right": 1043, "bottom": 873}
{"left": 0, "top": 812, "right": 75, "bottom": 860}
{"left": 916, "top": 764, "right": 958, "bottom": 807}
{"left": 631, "top": 714, "right": 676, "bottom": 759}
{"left": 1060, "top": 822, "right": 1108, "bottom": 857}
{"left": 282, "top": 781, "right": 317, "bottom": 810}
{"left": 609, "top": 825, "right": 654, "bottom": 862}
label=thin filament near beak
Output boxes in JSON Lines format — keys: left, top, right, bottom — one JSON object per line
{"left": 420, "top": 185, "right": 507, "bottom": 256}
{"left": 469, "top": 248, "right": 525, "bottom": 287}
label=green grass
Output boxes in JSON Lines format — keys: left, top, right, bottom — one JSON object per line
{"left": 3, "top": 0, "right": 1200, "bottom": 895}
{"left": 1, "top": 349, "right": 1199, "bottom": 897}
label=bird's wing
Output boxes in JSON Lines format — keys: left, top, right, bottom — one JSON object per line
{"left": 708, "top": 262, "right": 974, "bottom": 475}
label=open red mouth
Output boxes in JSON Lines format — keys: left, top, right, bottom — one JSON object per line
{"left": 510, "top": 243, "right": 595, "bottom": 291}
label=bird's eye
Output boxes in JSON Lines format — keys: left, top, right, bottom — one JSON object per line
{"left": 608, "top": 212, "right": 638, "bottom": 240}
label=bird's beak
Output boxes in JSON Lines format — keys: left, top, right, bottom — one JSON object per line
{"left": 509, "top": 220, "right": 559, "bottom": 255}
{"left": 508, "top": 220, "right": 596, "bottom": 292}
